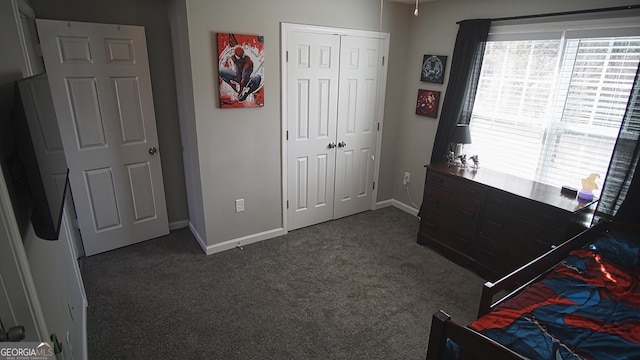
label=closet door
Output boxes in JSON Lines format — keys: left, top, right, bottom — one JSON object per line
{"left": 333, "top": 35, "right": 381, "bottom": 219}
{"left": 284, "top": 25, "right": 387, "bottom": 231}
{"left": 286, "top": 31, "right": 340, "bottom": 231}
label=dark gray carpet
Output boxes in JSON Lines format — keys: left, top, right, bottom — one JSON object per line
{"left": 81, "top": 207, "right": 484, "bottom": 359}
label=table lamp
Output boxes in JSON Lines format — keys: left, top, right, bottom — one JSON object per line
{"left": 451, "top": 124, "right": 472, "bottom": 158}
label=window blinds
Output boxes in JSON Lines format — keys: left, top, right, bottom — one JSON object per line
{"left": 468, "top": 18, "right": 640, "bottom": 193}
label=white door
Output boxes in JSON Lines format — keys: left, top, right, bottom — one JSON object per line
{"left": 37, "top": 20, "right": 169, "bottom": 256}
{"left": 284, "top": 25, "right": 387, "bottom": 231}
{"left": 286, "top": 31, "right": 341, "bottom": 230}
{"left": 0, "top": 168, "right": 47, "bottom": 342}
{"left": 333, "top": 35, "right": 381, "bottom": 219}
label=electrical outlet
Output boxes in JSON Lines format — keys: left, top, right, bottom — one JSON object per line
{"left": 403, "top": 172, "right": 411, "bottom": 185}
{"left": 235, "top": 199, "right": 245, "bottom": 213}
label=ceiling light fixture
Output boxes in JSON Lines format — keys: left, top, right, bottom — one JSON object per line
{"left": 414, "top": 0, "right": 419, "bottom": 16}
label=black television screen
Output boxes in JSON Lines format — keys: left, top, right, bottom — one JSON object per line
{"left": 4, "top": 73, "right": 69, "bottom": 240}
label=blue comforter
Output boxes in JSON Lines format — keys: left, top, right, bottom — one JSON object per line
{"left": 469, "top": 230, "right": 640, "bottom": 360}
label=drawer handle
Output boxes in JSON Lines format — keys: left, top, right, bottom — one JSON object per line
{"left": 486, "top": 220, "right": 504, "bottom": 229}
{"left": 480, "top": 248, "right": 497, "bottom": 258}
{"left": 456, "top": 209, "right": 475, "bottom": 218}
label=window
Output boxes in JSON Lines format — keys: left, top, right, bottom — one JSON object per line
{"left": 468, "top": 18, "right": 640, "bottom": 196}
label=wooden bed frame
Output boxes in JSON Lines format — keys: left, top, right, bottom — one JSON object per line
{"left": 424, "top": 221, "right": 640, "bottom": 360}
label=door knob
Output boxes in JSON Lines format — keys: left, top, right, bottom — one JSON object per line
{"left": 328, "top": 142, "right": 336, "bottom": 149}
{"left": 338, "top": 141, "right": 346, "bottom": 148}
{"left": 148, "top": 147, "right": 157, "bottom": 155}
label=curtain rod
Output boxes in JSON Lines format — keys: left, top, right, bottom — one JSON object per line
{"left": 457, "top": 4, "right": 640, "bottom": 24}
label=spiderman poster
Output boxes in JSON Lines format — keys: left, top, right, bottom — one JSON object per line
{"left": 217, "top": 33, "right": 265, "bottom": 108}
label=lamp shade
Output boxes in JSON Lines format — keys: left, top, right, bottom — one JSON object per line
{"left": 451, "top": 124, "right": 472, "bottom": 144}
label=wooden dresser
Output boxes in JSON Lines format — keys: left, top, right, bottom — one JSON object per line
{"left": 417, "top": 163, "right": 597, "bottom": 280}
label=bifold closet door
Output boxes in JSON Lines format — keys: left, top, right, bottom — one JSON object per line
{"left": 286, "top": 31, "right": 341, "bottom": 231}
{"left": 286, "top": 29, "right": 383, "bottom": 231}
{"left": 333, "top": 35, "right": 381, "bottom": 219}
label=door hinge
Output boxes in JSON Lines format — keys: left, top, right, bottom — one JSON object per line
{"left": 373, "top": 181, "right": 376, "bottom": 190}
{"left": 286, "top": 130, "right": 289, "bottom": 140}
{"left": 286, "top": 200, "right": 289, "bottom": 209}
{"left": 377, "top": 122, "right": 380, "bottom": 131}
{"left": 382, "top": 56, "right": 385, "bottom": 66}
{"left": 286, "top": 51, "right": 289, "bottom": 62}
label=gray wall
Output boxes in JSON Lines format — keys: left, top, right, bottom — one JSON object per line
{"left": 167, "top": 0, "right": 207, "bottom": 242}
{"left": 175, "top": 0, "right": 410, "bottom": 247}
{"left": 30, "top": 0, "right": 189, "bottom": 226}
{"left": 378, "top": 2, "right": 412, "bottom": 203}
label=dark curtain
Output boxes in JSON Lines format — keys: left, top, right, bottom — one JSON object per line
{"left": 429, "top": 19, "right": 491, "bottom": 164}
{"left": 595, "top": 63, "right": 640, "bottom": 223}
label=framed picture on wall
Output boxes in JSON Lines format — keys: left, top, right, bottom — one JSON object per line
{"left": 217, "top": 33, "right": 265, "bottom": 108}
{"left": 416, "top": 89, "right": 440, "bottom": 118}
{"left": 421, "top": 55, "right": 447, "bottom": 84}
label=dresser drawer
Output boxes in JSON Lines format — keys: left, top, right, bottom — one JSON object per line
{"left": 422, "top": 185, "right": 481, "bottom": 232}
{"left": 485, "top": 189, "right": 569, "bottom": 231}
{"left": 418, "top": 163, "right": 588, "bottom": 281}
{"left": 475, "top": 235, "right": 532, "bottom": 277}
{"left": 419, "top": 216, "right": 476, "bottom": 254}
{"left": 480, "top": 205, "right": 562, "bottom": 256}
{"left": 426, "top": 170, "right": 486, "bottom": 202}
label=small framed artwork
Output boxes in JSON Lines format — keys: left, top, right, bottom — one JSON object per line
{"left": 421, "top": 55, "right": 447, "bottom": 84}
{"left": 217, "top": 33, "right": 265, "bottom": 108}
{"left": 416, "top": 89, "right": 440, "bottom": 118}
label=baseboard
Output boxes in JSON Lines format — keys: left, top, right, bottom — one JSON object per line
{"left": 189, "top": 225, "right": 285, "bottom": 255}
{"left": 188, "top": 201, "right": 416, "bottom": 256}
{"left": 375, "top": 199, "right": 394, "bottom": 209}
{"left": 376, "top": 199, "right": 419, "bottom": 217}
{"left": 189, "top": 223, "right": 208, "bottom": 254}
{"left": 392, "top": 200, "right": 420, "bottom": 217}
{"left": 169, "top": 219, "right": 189, "bottom": 230}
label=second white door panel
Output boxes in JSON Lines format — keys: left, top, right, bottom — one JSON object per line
{"left": 287, "top": 31, "right": 340, "bottom": 230}
{"left": 333, "top": 35, "right": 380, "bottom": 219}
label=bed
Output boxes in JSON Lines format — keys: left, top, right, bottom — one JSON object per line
{"left": 425, "top": 221, "right": 640, "bottom": 360}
